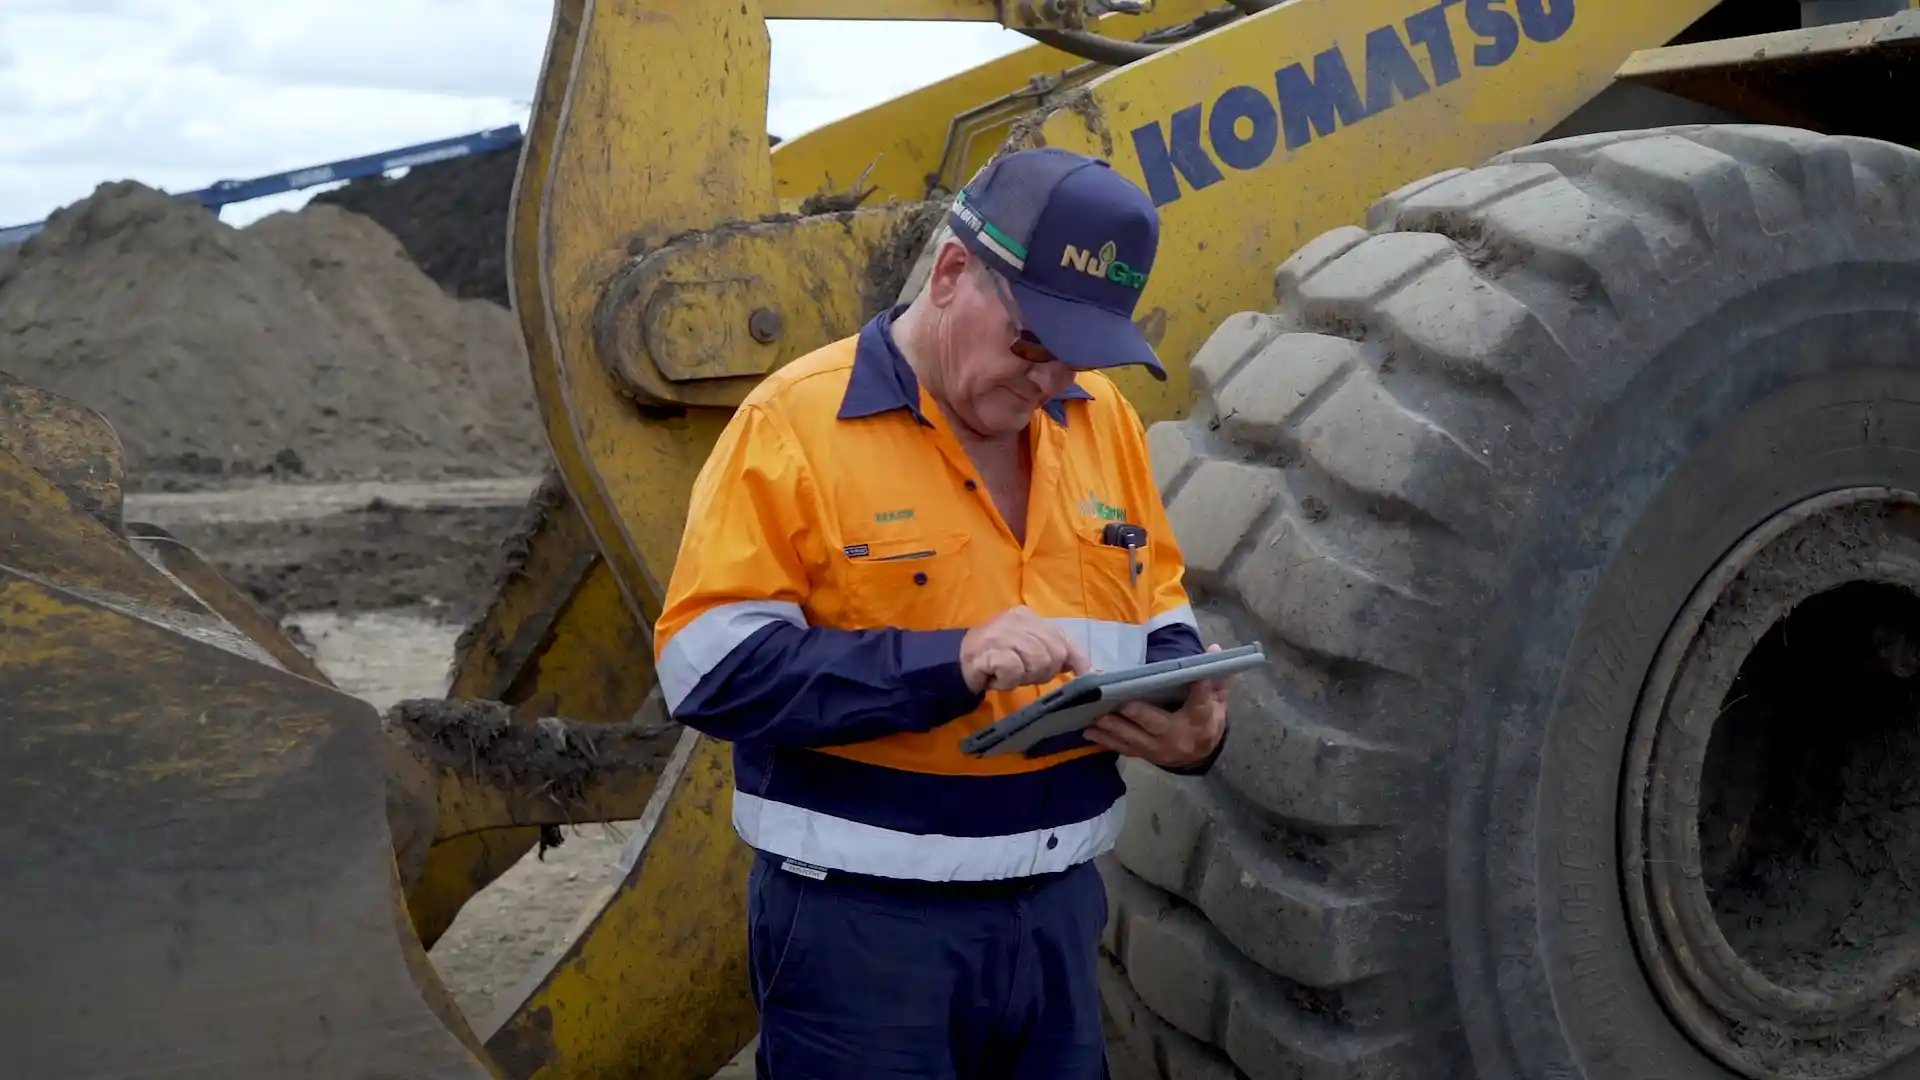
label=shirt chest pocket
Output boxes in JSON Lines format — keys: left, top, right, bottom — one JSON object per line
{"left": 838, "top": 533, "right": 977, "bottom": 631}
{"left": 1075, "top": 526, "right": 1151, "bottom": 626}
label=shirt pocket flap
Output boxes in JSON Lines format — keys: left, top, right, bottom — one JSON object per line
{"left": 853, "top": 535, "right": 956, "bottom": 563}
{"left": 840, "top": 532, "right": 974, "bottom": 629}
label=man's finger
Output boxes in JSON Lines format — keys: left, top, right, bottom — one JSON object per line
{"left": 1044, "top": 622, "right": 1090, "bottom": 672}
{"left": 1185, "top": 676, "right": 1221, "bottom": 709}
{"left": 1002, "top": 635, "right": 1044, "bottom": 677}
{"left": 1119, "top": 700, "right": 1174, "bottom": 737}
{"left": 1019, "top": 627, "right": 1081, "bottom": 682}
{"left": 1033, "top": 627, "right": 1070, "bottom": 674}
{"left": 985, "top": 648, "right": 1025, "bottom": 690}
{"left": 1089, "top": 714, "right": 1156, "bottom": 757}
{"left": 1083, "top": 726, "right": 1139, "bottom": 756}
{"left": 1062, "top": 635, "right": 1093, "bottom": 676}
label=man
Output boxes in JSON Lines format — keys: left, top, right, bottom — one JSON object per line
{"left": 654, "top": 147, "right": 1230, "bottom": 1079}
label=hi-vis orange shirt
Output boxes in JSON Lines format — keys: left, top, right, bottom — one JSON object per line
{"left": 654, "top": 306, "right": 1212, "bottom": 882}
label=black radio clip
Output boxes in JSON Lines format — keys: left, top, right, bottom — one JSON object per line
{"left": 1100, "top": 522, "right": 1148, "bottom": 585}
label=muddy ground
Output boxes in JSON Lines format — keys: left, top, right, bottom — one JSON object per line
{"left": 129, "top": 478, "right": 542, "bottom": 625}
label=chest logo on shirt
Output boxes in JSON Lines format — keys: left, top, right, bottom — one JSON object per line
{"left": 1080, "top": 491, "right": 1127, "bottom": 522}
{"left": 874, "top": 507, "right": 915, "bottom": 524}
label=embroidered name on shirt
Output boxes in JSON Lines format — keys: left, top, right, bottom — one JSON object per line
{"left": 875, "top": 508, "right": 915, "bottom": 523}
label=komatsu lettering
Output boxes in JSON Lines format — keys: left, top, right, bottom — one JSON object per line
{"left": 1130, "top": 0, "right": 1576, "bottom": 206}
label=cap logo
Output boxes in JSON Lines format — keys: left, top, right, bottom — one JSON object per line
{"left": 953, "top": 197, "right": 983, "bottom": 233}
{"left": 953, "top": 190, "right": 1027, "bottom": 269}
{"left": 1061, "top": 240, "right": 1147, "bottom": 291}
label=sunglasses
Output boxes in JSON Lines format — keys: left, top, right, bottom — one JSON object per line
{"left": 979, "top": 267, "right": 1063, "bottom": 366}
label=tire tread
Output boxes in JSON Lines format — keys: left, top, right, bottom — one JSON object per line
{"left": 1122, "top": 125, "right": 1920, "bottom": 1076}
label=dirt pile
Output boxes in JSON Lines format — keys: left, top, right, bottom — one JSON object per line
{"left": 0, "top": 180, "right": 546, "bottom": 487}
{"left": 314, "top": 148, "right": 517, "bottom": 307}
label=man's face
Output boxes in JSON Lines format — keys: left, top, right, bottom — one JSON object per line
{"left": 933, "top": 250, "right": 1080, "bottom": 439}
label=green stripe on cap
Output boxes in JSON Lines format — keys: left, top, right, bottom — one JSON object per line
{"left": 979, "top": 219, "right": 1026, "bottom": 261}
{"left": 975, "top": 230, "right": 1025, "bottom": 270}
{"left": 954, "top": 191, "right": 1027, "bottom": 266}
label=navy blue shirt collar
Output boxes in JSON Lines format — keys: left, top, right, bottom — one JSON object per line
{"left": 837, "top": 304, "right": 1092, "bottom": 428}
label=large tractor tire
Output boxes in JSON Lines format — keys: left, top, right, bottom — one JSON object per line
{"left": 1103, "top": 124, "right": 1920, "bottom": 1080}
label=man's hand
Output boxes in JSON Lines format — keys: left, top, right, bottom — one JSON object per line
{"left": 960, "top": 605, "right": 1093, "bottom": 693}
{"left": 1084, "top": 644, "right": 1231, "bottom": 769}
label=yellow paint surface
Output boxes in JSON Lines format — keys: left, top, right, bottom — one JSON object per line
{"left": 484, "top": 734, "right": 757, "bottom": 1080}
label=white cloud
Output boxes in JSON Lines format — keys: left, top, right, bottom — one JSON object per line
{"left": 168, "top": 1, "right": 546, "bottom": 102}
{"left": 0, "top": 4, "right": 1029, "bottom": 229}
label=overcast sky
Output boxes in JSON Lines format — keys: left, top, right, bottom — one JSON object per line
{"left": 0, "top": 1, "right": 1029, "bottom": 228}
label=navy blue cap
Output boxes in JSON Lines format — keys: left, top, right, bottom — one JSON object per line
{"left": 948, "top": 147, "right": 1165, "bottom": 380}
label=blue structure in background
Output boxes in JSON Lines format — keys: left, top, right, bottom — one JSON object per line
{"left": 0, "top": 124, "right": 525, "bottom": 248}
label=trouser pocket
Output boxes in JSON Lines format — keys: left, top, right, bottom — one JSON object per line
{"left": 747, "top": 854, "right": 812, "bottom": 1007}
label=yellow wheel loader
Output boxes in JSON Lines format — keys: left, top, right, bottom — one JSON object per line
{"left": 10, "top": 1, "right": 1920, "bottom": 1077}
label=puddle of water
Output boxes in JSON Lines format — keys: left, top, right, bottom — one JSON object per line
{"left": 284, "top": 609, "right": 462, "bottom": 711}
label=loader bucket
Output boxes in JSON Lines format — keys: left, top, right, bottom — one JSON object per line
{"left": 0, "top": 432, "right": 492, "bottom": 1078}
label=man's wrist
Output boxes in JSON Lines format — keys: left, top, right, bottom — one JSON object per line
{"left": 1162, "top": 718, "right": 1228, "bottom": 775}
{"left": 900, "top": 628, "right": 985, "bottom": 728}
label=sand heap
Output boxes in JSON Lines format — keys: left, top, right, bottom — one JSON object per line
{"left": 0, "top": 180, "right": 546, "bottom": 486}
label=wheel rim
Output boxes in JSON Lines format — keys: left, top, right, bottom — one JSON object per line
{"left": 1624, "top": 489, "right": 1920, "bottom": 1080}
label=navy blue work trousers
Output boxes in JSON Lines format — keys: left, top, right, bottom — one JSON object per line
{"left": 746, "top": 850, "right": 1110, "bottom": 1079}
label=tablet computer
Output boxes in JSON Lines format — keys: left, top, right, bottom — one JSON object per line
{"left": 959, "top": 643, "right": 1266, "bottom": 757}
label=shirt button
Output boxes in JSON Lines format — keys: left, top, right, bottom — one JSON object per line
{"left": 964, "top": 479, "right": 978, "bottom": 491}
{"left": 913, "top": 572, "right": 928, "bottom": 586}
{"left": 1045, "top": 835, "right": 1059, "bottom": 850}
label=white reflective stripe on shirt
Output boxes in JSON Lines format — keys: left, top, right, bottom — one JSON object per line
{"left": 658, "top": 600, "right": 806, "bottom": 711}
{"left": 732, "top": 791, "right": 1127, "bottom": 881}
{"left": 1145, "top": 603, "right": 1198, "bottom": 635}
{"left": 1048, "top": 617, "right": 1147, "bottom": 672}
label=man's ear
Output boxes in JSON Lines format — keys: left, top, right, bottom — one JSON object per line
{"left": 925, "top": 239, "right": 972, "bottom": 308}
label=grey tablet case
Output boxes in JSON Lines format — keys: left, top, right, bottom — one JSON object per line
{"left": 959, "top": 644, "right": 1266, "bottom": 757}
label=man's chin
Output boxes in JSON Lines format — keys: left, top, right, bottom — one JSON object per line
{"left": 960, "top": 402, "right": 1025, "bottom": 436}
{"left": 993, "top": 408, "right": 1038, "bottom": 436}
